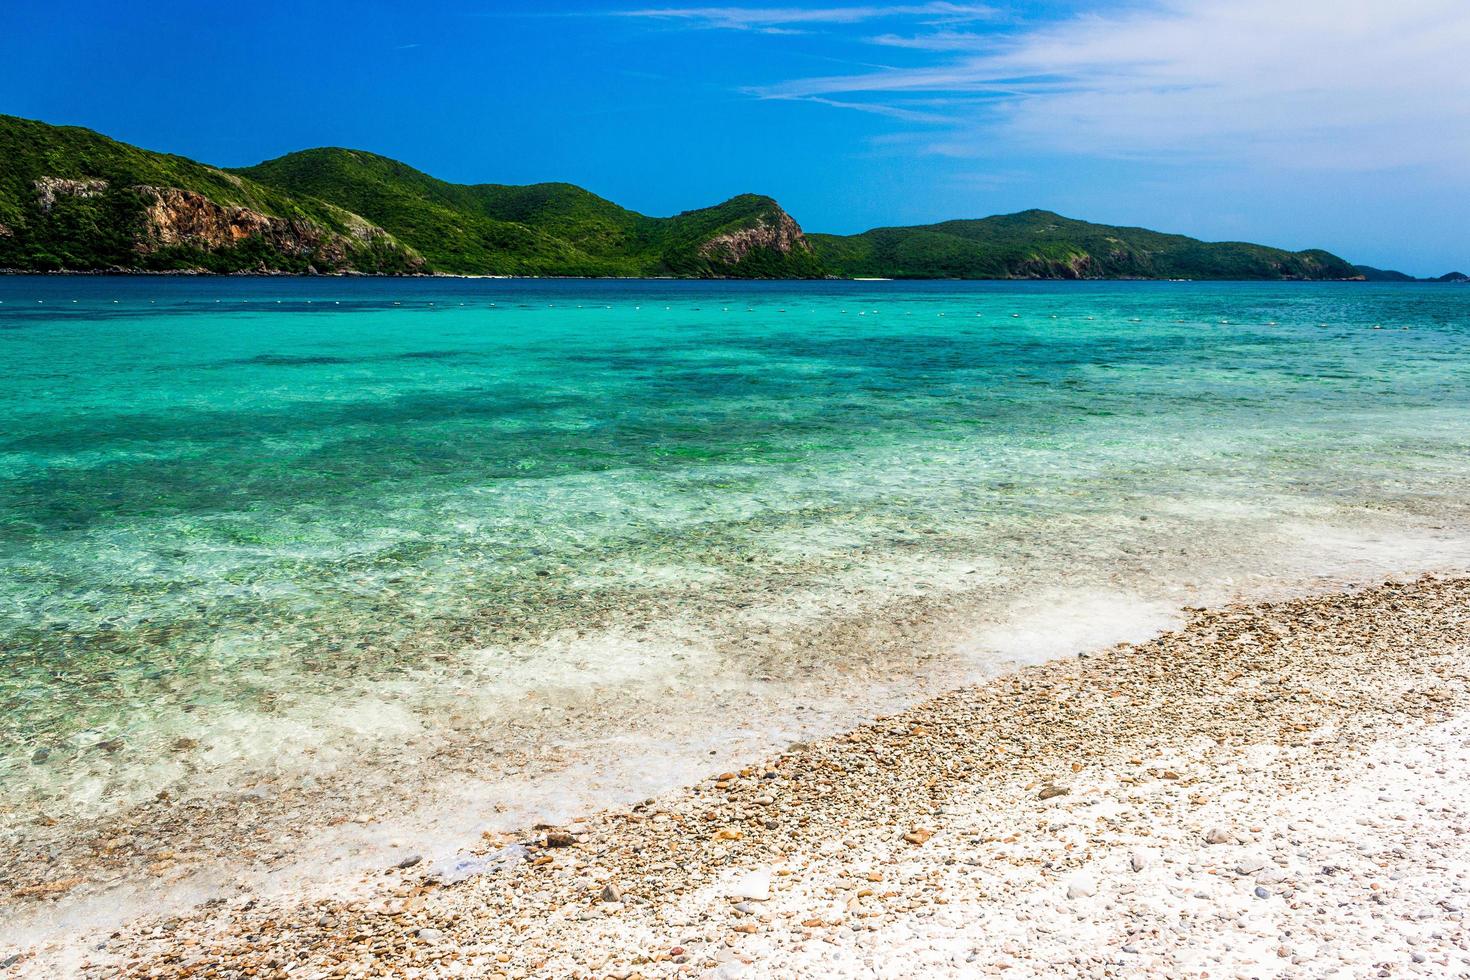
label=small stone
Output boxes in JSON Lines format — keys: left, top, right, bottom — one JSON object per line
{"left": 30, "top": 748, "right": 49, "bottom": 765}
{"left": 1254, "top": 886, "right": 1270, "bottom": 899}
{"left": 1204, "top": 827, "right": 1232, "bottom": 844}
{"left": 1066, "top": 876, "right": 1096, "bottom": 899}
{"left": 414, "top": 927, "right": 443, "bottom": 943}
{"left": 1129, "top": 852, "right": 1148, "bottom": 872}
{"left": 545, "top": 831, "right": 577, "bottom": 848}
{"left": 600, "top": 882, "right": 622, "bottom": 903}
{"left": 726, "top": 870, "right": 771, "bottom": 901}
{"left": 394, "top": 854, "right": 423, "bottom": 869}
{"left": 903, "top": 828, "right": 933, "bottom": 845}
{"left": 1037, "top": 785, "right": 1069, "bottom": 801}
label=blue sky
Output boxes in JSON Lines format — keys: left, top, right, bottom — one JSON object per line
{"left": 3, "top": 0, "right": 1466, "bottom": 274}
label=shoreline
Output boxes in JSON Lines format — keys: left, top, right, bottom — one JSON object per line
{"left": 7, "top": 571, "right": 1469, "bottom": 977}
{"left": 0, "top": 270, "right": 1397, "bottom": 283}
{"left": 7, "top": 513, "right": 1467, "bottom": 950}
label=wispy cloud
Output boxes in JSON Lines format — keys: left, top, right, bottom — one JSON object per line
{"left": 742, "top": 0, "right": 1470, "bottom": 172}
{"left": 865, "top": 29, "right": 990, "bottom": 50}
{"left": 768, "top": 94, "right": 960, "bottom": 122}
{"left": 616, "top": 3, "right": 994, "bottom": 33}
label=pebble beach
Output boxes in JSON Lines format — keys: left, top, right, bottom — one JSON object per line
{"left": 6, "top": 572, "right": 1468, "bottom": 978}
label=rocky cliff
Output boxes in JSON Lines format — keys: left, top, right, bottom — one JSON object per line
{"left": 5, "top": 173, "right": 422, "bottom": 274}
{"left": 698, "top": 206, "right": 810, "bottom": 265}
{"left": 132, "top": 185, "right": 420, "bottom": 272}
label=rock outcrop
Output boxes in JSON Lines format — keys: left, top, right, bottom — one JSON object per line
{"left": 698, "top": 206, "right": 810, "bottom": 266}
{"left": 131, "top": 185, "right": 421, "bottom": 271}
{"left": 33, "top": 177, "right": 108, "bottom": 213}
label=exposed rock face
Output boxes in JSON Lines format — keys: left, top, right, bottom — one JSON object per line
{"left": 1014, "top": 252, "right": 1101, "bottom": 279}
{"left": 136, "top": 186, "right": 288, "bottom": 252}
{"left": 0, "top": 222, "right": 12, "bottom": 238}
{"left": 132, "top": 186, "right": 420, "bottom": 271}
{"left": 34, "top": 177, "right": 109, "bottom": 213}
{"left": 698, "top": 207, "right": 809, "bottom": 266}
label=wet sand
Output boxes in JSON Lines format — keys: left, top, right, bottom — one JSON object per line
{"left": 6, "top": 572, "right": 1468, "bottom": 977}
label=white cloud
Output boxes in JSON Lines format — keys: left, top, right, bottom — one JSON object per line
{"left": 866, "top": 30, "right": 992, "bottom": 50}
{"left": 617, "top": 3, "right": 994, "bottom": 32}
{"left": 770, "top": 94, "right": 960, "bottom": 122}
{"left": 749, "top": 0, "right": 1470, "bottom": 172}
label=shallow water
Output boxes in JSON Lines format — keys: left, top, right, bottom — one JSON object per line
{"left": 2, "top": 277, "right": 1469, "bottom": 838}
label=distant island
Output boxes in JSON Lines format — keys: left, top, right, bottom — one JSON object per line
{"left": 1354, "top": 265, "right": 1469, "bottom": 283}
{"left": 0, "top": 113, "right": 1445, "bottom": 282}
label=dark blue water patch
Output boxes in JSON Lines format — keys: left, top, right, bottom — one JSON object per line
{"left": 225, "top": 353, "right": 356, "bottom": 367}
{"left": 204, "top": 349, "right": 477, "bottom": 369}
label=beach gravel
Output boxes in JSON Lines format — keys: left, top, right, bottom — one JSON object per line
{"left": 6, "top": 574, "right": 1470, "bottom": 978}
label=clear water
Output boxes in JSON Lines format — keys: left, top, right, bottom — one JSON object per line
{"left": 3, "top": 277, "right": 1469, "bottom": 832}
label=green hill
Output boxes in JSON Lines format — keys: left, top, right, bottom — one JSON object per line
{"left": 1355, "top": 264, "right": 1468, "bottom": 283}
{"left": 0, "top": 115, "right": 422, "bottom": 273}
{"left": 0, "top": 115, "right": 820, "bottom": 278}
{"left": 1354, "top": 264, "right": 1418, "bottom": 282}
{"left": 238, "top": 148, "right": 823, "bottom": 277}
{"left": 0, "top": 114, "right": 1362, "bottom": 280}
{"left": 810, "top": 210, "right": 1359, "bottom": 280}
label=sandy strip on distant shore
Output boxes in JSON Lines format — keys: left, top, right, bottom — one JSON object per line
{"left": 9, "top": 573, "right": 1470, "bottom": 978}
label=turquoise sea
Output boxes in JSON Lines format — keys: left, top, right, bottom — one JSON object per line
{"left": 3, "top": 277, "right": 1469, "bottom": 837}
